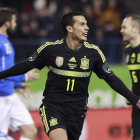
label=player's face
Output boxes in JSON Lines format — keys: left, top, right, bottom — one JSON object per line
{"left": 72, "top": 16, "right": 89, "bottom": 41}
{"left": 120, "top": 17, "right": 136, "bottom": 41}
{"left": 9, "top": 14, "right": 17, "bottom": 31}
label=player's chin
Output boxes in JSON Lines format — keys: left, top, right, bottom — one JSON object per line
{"left": 123, "top": 37, "right": 129, "bottom": 42}
{"left": 81, "top": 36, "right": 87, "bottom": 41}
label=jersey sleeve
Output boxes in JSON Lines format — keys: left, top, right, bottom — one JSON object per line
{"left": 26, "top": 44, "right": 50, "bottom": 70}
{"left": 5, "top": 74, "right": 26, "bottom": 82}
{"left": 93, "top": 48, "right": 114, "bottom": 79}
{"left": 14, "top": 82, "right": 22, "bottom": 89}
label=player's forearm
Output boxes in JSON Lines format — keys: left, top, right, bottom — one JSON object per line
{"left": 105, "top": 74, "right": 139, "bottom": 104}
{"left": 4, "top": 74, "right": 26, "bottom": 82}
{"left": 130, "top": 84, "right": 132, "bottom": 91}
{"left": 0, "top": 60, "right": 32, "bottom": 79}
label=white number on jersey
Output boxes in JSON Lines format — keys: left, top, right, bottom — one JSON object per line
{"left": 4, "top": 43, "right": 12, "bottom": 54}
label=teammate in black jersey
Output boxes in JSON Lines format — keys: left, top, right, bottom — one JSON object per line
{"left": 1, "top": 11, "right": 140, "bottom": 140}
{"left": 121, "top": 14, "right": 140, "bottom": 140}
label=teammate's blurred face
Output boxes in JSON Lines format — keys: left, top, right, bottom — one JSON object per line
{"left": 9, "top": 14, "right": 17, "bottom": 31}
{"left": 69, "top": 16, "right": 89, "bottom": 41}
{"left": 120, "top": 17, "right": 138, "bottom": 41}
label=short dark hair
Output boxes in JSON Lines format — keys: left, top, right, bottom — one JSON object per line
{"left": 0, "top": 7, "right": 17, "bottom": 27}
{"left": 61, "top": 11, "right": 85, "bottom": 36}
{"left": 126, "top": 14, "right": 140, "bottom": 28}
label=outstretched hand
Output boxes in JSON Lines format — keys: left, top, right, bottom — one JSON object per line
{"left": 17, "top": 83, "right": 32, "bottom": 99}
{"left": 136, "top": 100, "right": 140, "bottom": 109}
{"left": 27, "top": 69, "right": 40, "bottom": 81}
{"left": 124, "top": 98, "right": 132, "bottom": 105}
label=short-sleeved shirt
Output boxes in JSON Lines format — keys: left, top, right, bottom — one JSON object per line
{"left": 26, "top": 39, "right": 113, "bottom": 112}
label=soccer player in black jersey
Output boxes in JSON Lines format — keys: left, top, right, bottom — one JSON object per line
{"left": 121, "top": 14, "right": 140, "bottom": 140}
{"left": 0, "top": 11, "right": 140, "bottom": 140}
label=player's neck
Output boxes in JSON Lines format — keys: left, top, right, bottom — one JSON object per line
{"left": 130, "top": 36, "right": 140, "bottom": 48}
{"left": 66, "top": 37, "right": 83, "bottom": 50}
{"left": 0, "top": 26, "right": 7, "bottom": 36}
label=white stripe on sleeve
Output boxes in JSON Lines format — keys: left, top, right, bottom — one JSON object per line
{"left": 2, "top": 56, "right": 5, "bottom": 69}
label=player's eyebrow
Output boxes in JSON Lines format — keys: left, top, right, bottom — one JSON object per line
{"left": 79, "top": 22, "right": 87, "bottom": 25}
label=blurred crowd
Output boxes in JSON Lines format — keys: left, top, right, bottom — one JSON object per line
{"left": 0, "top": 0, "right": 140, "bottom": 63}
{"left": 0, "top": 0, "right": 138, "bottom": 39}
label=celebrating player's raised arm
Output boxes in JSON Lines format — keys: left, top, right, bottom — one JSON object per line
{"left": 0, "top": 60, "right": 32, "bottom": 79}
{"left": 0, "top": 59, "right": 40, "bottom": 80}
{"left": 105, "top": 74, "right": 139, "bottom": 104}
{"left": 92, "top": 48, "right": 140, "bottom": 107}
{"left": 0, "top": 45, "right": 47, "bottom": 80}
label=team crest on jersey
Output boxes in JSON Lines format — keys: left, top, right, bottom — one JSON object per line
{"left": 137, "top": 53, "right": 140, "bottom": 63}
{"left": 130, "top": 53, "right": 136, "bottom": 63}
{"left": 80, "top": 56, "right": 89, "bottom": 70}
{"left": 126, "top": 55, "right": 129, "bottom": 63}
{"left": 55, "top": 56, "right": 64, "bottom": 67}
{"left": 49, "top": 118, "right": 58, "bottom": 126}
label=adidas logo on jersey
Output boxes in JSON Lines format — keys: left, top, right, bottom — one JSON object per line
{"left": 69, "top": 57, "right": 76, "bottom": 62}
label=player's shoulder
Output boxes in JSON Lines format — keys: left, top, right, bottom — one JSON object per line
{"left": 84, "top": 41, "right": 100, "bottom": 50}
{"left": 0, "top": 40, "right": 5, "bottom": 50}
{"left": 37, "top": 39, "right": 64, "bottom": 54}
{"left": 83, "top": 41, "right": 106, "bottom": 62}
{"left": 83, "top": 41, "right": 104, "bottom": 54}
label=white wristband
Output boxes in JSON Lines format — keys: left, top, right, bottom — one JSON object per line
{"left": 25, "top": 74, "right": 28, "bottom": 81}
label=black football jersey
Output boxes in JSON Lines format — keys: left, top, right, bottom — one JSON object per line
{"left": 26, "top": 39, "right": 113, "bottom": 110}
{"left": 125, "top": 44, "right": 140, "bottom": 96}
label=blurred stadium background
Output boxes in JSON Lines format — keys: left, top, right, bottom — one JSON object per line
{"left": 1, "top": 0, "right": 140, "bottom": 139}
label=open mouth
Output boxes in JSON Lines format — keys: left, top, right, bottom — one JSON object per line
{"left": 122, "top": 33, "right": 126, "bottom": 36}
{"left": 82, "top": 32, "right": 88, "bottom": 37}
{"left": 123, "top": 35, "right": 126, "bottom": 38}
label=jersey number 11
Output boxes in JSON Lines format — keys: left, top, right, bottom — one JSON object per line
{"left": 67, "top": 79, "right": 75, "bottom": 91}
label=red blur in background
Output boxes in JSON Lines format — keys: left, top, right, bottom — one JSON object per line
{"left": 9, "top": 108, "right": 132, "bottom": 140}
